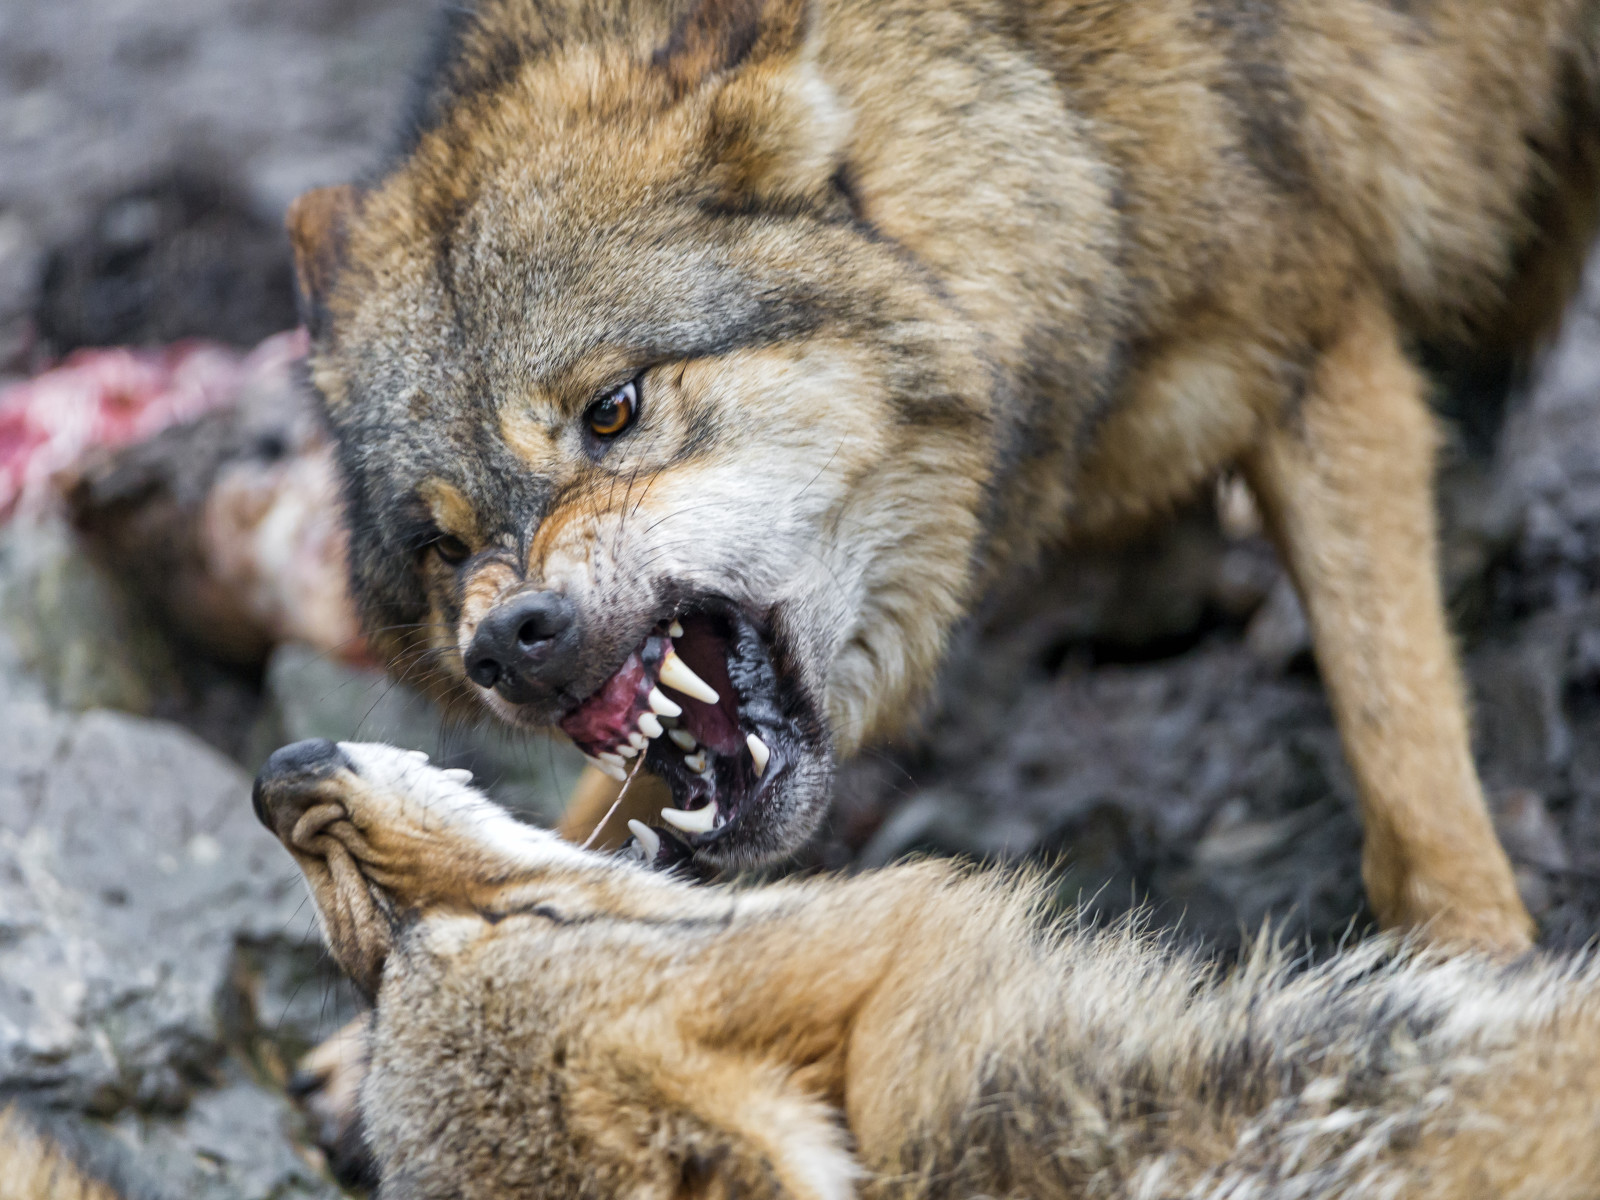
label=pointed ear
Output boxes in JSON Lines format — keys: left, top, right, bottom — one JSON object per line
{"left": 653, "top": 0, "right": 809, "bottom": 94}
{"left": 285, "top": 184, "right": 359, "bottom": 337}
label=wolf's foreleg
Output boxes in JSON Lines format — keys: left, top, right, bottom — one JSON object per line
{"left": 1243, "top": 293, "right": 1533, "bottom": 951}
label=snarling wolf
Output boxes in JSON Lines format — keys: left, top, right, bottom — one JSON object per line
{"left": 254, "top": 739, "right": 1600, "bottom": 1199}
{"left": 286, "top": 0, "right": 1600, "bottom": 947}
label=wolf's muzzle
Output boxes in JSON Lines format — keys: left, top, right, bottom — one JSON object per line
{"left": 464, "top": 589, "right": 581, "bottom": 705}
{"left": 253, "top": 738, "right": 355, "bottom": 831}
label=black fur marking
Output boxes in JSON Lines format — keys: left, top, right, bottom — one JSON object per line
{"left": 653, "top": 0, "right": 765, "bottom": 80}
{"left": 1197, "top": 0, "right": 1312, "bottom": 196}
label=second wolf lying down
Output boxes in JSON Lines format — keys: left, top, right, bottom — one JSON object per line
{"left": 256, "top": 740, "right": 1600, "bottom": 1199}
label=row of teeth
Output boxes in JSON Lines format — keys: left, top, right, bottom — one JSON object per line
{"left": 579, "top": 623, "right": 771, "bottom": 845}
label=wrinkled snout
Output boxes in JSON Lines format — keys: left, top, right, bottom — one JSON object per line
{"left": 252, "top": 738, "right": 392, "bottom": 996}
{"left": 463, "top": 589, "right": 581, "bottom": 705}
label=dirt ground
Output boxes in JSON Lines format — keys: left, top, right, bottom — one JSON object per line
{"left": 3, "top": 0, "right": 1600, "bottom": 1195}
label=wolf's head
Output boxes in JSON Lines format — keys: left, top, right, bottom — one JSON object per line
{"left": 288, "top": 0, "right": 995, "bottom": 867}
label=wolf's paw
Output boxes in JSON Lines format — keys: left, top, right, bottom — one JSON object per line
{"left": 289, "top": 1014, "right": 377, "bottom": 1189}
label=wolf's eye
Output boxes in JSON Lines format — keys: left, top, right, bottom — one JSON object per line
{"left": 431, "top": 534, "right": 471, "bottom": 566}
{"left": 587, "top": 379, "right": 638, "bottom": 438}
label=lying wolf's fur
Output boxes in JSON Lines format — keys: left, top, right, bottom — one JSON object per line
{"left": 285, "top": 0, "right": 1600, "bottom": 948}
{"left": 0, "top": 1106, "right": 127, "bottom": 1200}
{"left": 256, "top": 740, "right": 1600, "bottom": 1199}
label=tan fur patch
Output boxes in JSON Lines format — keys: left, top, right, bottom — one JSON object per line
{"left": 455, "top": 559, "right": 521, "bottom": 645}
{"left": 418, "top": 477, "right": 481, "bottom": 545}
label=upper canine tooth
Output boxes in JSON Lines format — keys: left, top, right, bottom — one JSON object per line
{"left": 627, "top": 820, "right": 661, "bottom": 863}
{"left": 660, "top": 804, "right": 717, "bottom": 834}
{"left": 668, "top": 620, "right": 684, "bottom": 638}
{"left": 658, "top": 650, "right": 719, "bottom": 705}
{"left": 637, "top": 713, "right": 664, "bottom": 739}
{"left": 683, "top": 751, "right": 707, "bottom": 773}
{"left": 668, "top": 729, "right": 697, "bottom": 752}
{"left": 647, "top": 687, "right": 682, "bottom": 718}
{"left": 442, "top": 767, "right": 474, "bottom": 784}
{"left": 746, "top": 733, "right": 770, "bottom": 777}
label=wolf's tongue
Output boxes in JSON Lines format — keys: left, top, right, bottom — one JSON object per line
{"left": 559, "top": 649, "right": 648, "bottom": 750}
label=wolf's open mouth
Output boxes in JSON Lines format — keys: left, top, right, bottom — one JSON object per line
{"left": 557, "top": 603, "right": 798, "bottom": 865}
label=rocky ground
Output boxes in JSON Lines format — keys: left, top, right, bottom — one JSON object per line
{"left": 3, "top": 0, "right": 1600, "bottom": 1195}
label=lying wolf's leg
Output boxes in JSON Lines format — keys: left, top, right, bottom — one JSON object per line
{"left": 567, "top": 1034, "right": 858, "bottom": 1200}
{"left": 1243, "top": 295, "right": 1533, "bottom": 950}
{"left": 288, "top": 1014, "right": 376, "bottom": 1188}
{"left": 555, "top": 764, "right": 674, "bottom": 849}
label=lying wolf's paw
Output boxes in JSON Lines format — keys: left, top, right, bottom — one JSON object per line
{"left": 288, "top": 1014, "right": 376, "bottom": 1189}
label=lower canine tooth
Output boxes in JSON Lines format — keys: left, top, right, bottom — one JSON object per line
{"left": 627, "top": 820, "right": 661, "bottom": 862}
{"left": 661, "top": 804, "right": 717, "bottom": 835}
{"left": 584, "top": 755, "right": 627, "bottom": 782}
{"left": 598, "top": 751, "right": 625, "bottom": 767}
{"left": 628, "top": 731, "right": 648, "bottom": 750}
{"left": 668, "top": 620, "right": 684, "bottom": 638}
{"left": 647, "top": 688, "right": 682, "bottom": 718}
{"left": 637, "top": 713, "right": 664, "bottom": 739}
{"left": 668, "top": 729, "right": 697, "bottom": 752}
{"left": 616, "top": 744, "right": 638, "bottom": 759}
{"left": 683, "top": 752, "right": 707, "bottom": 773}
{"left": 658, "top": 650, "right": 720, "bottom": 705}
{"left": 746, "top": 732, "right": 770, "bottom": 776}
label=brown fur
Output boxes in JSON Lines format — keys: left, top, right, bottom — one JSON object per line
{"left": 288, "top": 0, "right": 1600, "bottom": 945}
{"left": 259, "top": 742, "right": 1600, "bottom": 1199}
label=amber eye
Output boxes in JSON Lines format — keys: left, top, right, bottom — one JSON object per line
{"left": 431, "top": 534, "right": 471, "bottom": 566}
{"left": 587, "top": 379, "right": 638, "bottom": 438}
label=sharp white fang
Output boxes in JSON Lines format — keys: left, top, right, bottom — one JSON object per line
{"left": 746, "top": 732, "right": 770, "bottom": 776}
{"left": 668, "top": 620, "right": 684, "bottom": 638}
{"left": 658, "top": 650, "right": 719, "bottom": 704}
{"left": 683, "top": 751, "right": 708, "bottom": 773}
{"left": 616, "top": 744, "right": 638, "bottom": 759}
{"left": 584, "top": 755, "right": 627, "bottom": 782}
{"left": 637, "top": 712, "right": 664, "bottom": 739}
{"left": 647, "top": 687, "right": 682, "bottom": 718}
{"left": 629, "top": 731, "right": 648, "bottom": 749}
{"left": 660, "top": 804, "right": 717, "bottom": 834}
{"left": 668, "top": 729, "right": 697, "bottom": 752}
{"left": 442, "top": 767, "right": 474, "bottom": 784}
{"left": 628, "top": 820, "right": 661, "bottom": 862}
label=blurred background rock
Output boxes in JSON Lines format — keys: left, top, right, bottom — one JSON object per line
{"left": 1, "top": 0, "right": 1598, "bottom": 1194}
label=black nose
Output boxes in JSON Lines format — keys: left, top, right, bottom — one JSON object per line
{"left": 464, "top": 590, "right": 579, "bottom": 702}
{"left": 253, "top": 738, "right": 352, "bottom": 831}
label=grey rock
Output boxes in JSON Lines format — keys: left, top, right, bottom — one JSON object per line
{"left": 0, "top": 692, "right": 343, "bottom": 1197}
{"left": 0, "top": 517, "right": 184, "bottom": 716}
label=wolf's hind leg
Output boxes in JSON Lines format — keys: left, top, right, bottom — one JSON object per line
{"left": 1242, "top": 294, "right": 1533, "bottom": 950}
